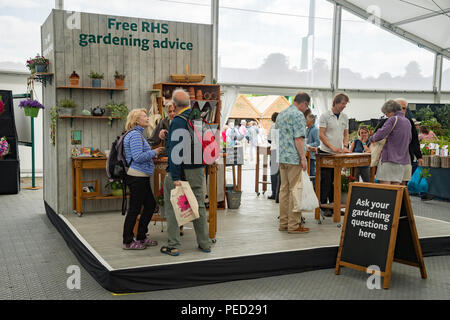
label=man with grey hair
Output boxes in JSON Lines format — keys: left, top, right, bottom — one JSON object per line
{"left": 160, "top": 88, "right": 211, "bottom": 256}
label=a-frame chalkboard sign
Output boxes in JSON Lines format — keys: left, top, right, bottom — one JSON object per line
{"left": 335, "top": 182, "right": 427, "bottom": 289}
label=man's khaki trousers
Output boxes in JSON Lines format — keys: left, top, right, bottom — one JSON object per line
{"left": 279, "top": 163, "right": 302, "bottom": 231}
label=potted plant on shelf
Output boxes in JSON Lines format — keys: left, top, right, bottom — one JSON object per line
{"left": 57, "top": 99, "right": 78, "bottom": 116}
{"left": 26, "top": 54, "right": 49, "bottom": 73}
{"left": 69, "top": 71, "right": 80, "bottom": 86}
{"left": 89, "top": 71, "right": 104, "bottom": 88}
{"left": 18, "top": 99, "right": 45, "bottom": 118}
{"left": 104, "top": 102, "right": 129, "bottom": 125}
{"left": 114, "top": 71, "right": 125, "bottom": 88}
{"left": 0, "top": 137, "right": 9, "bottom": 160}
{"left": 105, "top": 179, "right": 125, "bottom": 197}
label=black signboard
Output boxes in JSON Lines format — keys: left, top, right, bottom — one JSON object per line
{"left": 0, "top": 90, "right": 20, "bottom": 194}
{"left": 335, "top": 182, "right": 426, "bottom": 289}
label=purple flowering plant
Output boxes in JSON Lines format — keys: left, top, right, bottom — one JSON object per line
{"left": 0, "top": 137, "right": 9, "bottom": 157}
{"left": 19, "top": 99, "right": 45, "bottom": 109}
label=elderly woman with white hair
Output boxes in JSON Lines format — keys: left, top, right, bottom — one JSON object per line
{"left": 370, "top": 100, "right": 411, "bottom": 185}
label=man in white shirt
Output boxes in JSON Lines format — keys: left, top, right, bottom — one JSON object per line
{"left": 318, "top": 93, "right": 350, "bottom": 217}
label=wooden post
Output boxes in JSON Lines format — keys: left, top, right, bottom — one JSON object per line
{"left": 333, "top": 163, "right": 341, "bottom": 223}
{"left": 315, "top": 154, "right": 322, "bottom": 221}
{"left": 255, "top": 146, "right": 260, "bottom": 194}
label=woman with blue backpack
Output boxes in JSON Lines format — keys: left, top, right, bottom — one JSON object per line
{"left": 122, "top": 108, "right": 163, "bottom": 250}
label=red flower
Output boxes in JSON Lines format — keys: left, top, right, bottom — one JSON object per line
{"left": 177, "top": 195, "right": 191, "bottom": 212}
{"left": 0, "top": 100, "right": 4, "bottom": 114}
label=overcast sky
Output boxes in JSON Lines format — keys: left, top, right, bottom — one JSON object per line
{"left": 0, "top": 0, "right": 447, "bottom": 89}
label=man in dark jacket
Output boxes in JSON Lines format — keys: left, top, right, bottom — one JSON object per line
{"left": 160, "top": 88, "right": 211, "bottom": 256}
{"left": 374, "top": 98, "right": 423, "bottom": 185}
{"left": 148, "top": 101, "right": 176, "bottom": 156}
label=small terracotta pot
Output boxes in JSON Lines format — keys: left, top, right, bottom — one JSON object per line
{"left": 69, "top": 77, "right": 79, "bottom": 86}
{"left": 115, "top": 78, "right": 124, "bottom": 88}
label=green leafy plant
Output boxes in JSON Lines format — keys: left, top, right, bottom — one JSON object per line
{"left": 434, "top": 105, "right": 450, "bottom": 130}
{"left": 114, "top": 71, "right": 125, "bottom": 80}
{"left": 421, "top": 144, "right": 432, "bottom": 155}
{"left": 89, "top": 71, "right": 104, "bottom": 79}
{"left": 421, "top": 119, "right": 444, "bottom": 136}
{"left": 49, "top": 106, "right": 58, "bottom": 145}
{"left": 105, "top": 102, "right": 129, "bottom": 125}
{"left": 57, "top": 99, "right": 78, "bottom": 109}
{"left": 415, "top": 106, "right": 435, "bottom": 122}
{"left": 341, "top": 174, "right": 356, "bottom": 193}
{"left": 105, "top": 179, "right": 122, "bottom": 190}
{"left": 419, "top": 168, "right": 431, "bottom": 180}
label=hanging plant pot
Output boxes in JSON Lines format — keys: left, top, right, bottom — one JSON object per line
{"left": 35, "top": 64, "right": 47, "bottom": 73}
{"left": 24, "top": 107, "right": 40, "bottom": 118}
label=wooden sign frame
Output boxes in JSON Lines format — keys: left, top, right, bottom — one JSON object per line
{"left": 335, "top": 182, "right": 427, "bottom": 289}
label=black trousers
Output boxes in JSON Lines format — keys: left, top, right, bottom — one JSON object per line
{"left": 123, "top": 175, "right": 156, "bottom": 244}
{"left": 318, "top": 149, "right": 334, "bottom": 205}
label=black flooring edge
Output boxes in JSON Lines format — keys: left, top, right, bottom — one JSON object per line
{"left": 45, "top": 202, "right": 450, "bottom": 294}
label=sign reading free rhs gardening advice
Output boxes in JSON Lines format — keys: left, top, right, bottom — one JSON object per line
{"left": 79, "top": 18, "right": 194, "bottom": 52}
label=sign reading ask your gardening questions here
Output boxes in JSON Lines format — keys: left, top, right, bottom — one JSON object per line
{"left": 79, "top": 18, "right": 194, "bottom": 52}
{"left": 335, "top": 182, "right": 427, "bottom": 289}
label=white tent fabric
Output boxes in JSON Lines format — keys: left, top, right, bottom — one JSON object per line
{"left": 220, "top": 85, "right": 239, "bottom": 128}
{"left": 333, "top": 0, "right": 450, "bottom": 58}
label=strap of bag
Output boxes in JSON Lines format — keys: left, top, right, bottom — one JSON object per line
{"left": 384, "top": 116, "right": 398, "bottom": 140}
{"left": 121, "top": 177, "right": 127, "bottom": 215}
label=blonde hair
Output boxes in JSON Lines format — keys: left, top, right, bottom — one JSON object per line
{"left": 125, "top": 108, "right": 147, "bottom": 131}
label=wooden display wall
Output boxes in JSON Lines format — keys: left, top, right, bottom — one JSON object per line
{"left": 41, "top": 9, "right": 213, "bottom": 214}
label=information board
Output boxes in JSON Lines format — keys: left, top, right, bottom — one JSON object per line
{"left": 335, "top": 182, "right": 427, "bottom": 289}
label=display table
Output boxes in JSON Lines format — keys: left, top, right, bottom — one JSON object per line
{"left": 314, "top": 153, "right": 375, "bottom": 223}
{"left": 72, "top": 156, "right": 128, "bottom": 216}
{"left": 422, "top": 167, "right": 450, "bottom": 201}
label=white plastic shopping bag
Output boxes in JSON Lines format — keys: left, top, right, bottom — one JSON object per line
{"left": 292, "top": 170, "right": 319, "bottom": 212}
{"left": 170, "top": 181, "right": 200, "bottom": 226}
{"left": 300, "top": 170, "right": 319, "bottom": 212}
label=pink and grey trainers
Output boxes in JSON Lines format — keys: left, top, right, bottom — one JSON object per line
{"left": 122, "top": 240, "right": 146, "bottom": 250}
{"left": 140, "top": 237, "right": 158, "bottom": 247}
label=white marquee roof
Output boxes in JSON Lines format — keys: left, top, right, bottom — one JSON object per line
{"left": 329, "top": 0, "right": 450, "bottom": 58}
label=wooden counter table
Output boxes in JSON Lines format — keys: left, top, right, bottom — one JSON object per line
{"left": 72, "top": 156, "right": 128, "bottom": 217}
{"left": 314, "top": 153, "right": 375, "bottom": 224}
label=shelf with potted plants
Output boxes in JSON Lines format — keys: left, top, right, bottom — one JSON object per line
{"left": 56, "top": 99, "right": 129, "bottom": 128}
{"left": 26, "top": 54, "right": 53, "bottom": 86}
{"left": 57, "top": 71, "right": 128, "bottom": 100}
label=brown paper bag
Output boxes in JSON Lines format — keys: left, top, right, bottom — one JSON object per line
{"left": 170, "top": 181, "right": 200, "bottom": 226}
